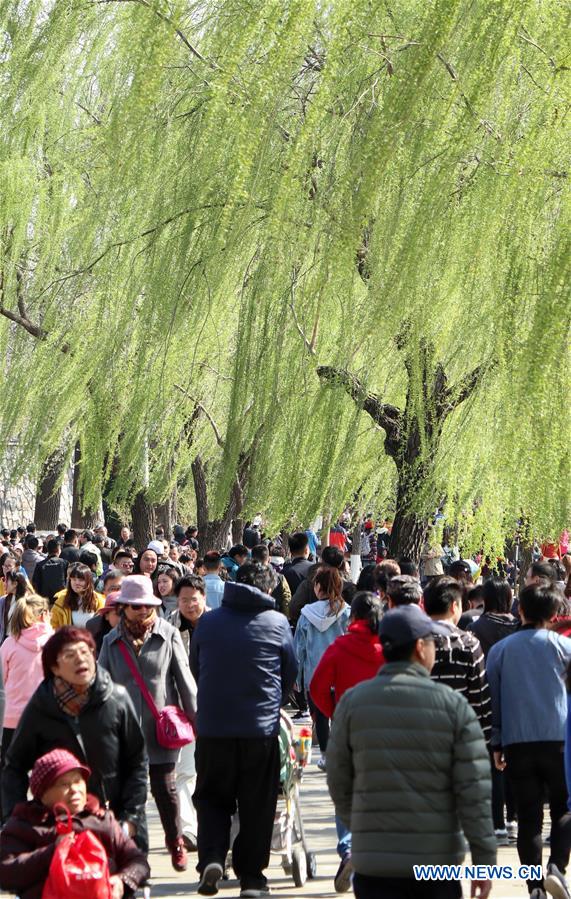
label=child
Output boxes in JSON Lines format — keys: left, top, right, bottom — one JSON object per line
{"left": 0, "top": 748, "right": 150, "bottom": 898}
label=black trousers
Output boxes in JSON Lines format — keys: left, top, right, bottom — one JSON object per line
{"left": 307, "top": 695, "right": 329, "bottom": 752}
{"left": 149, "top": 762, "right": 180, "bottom": 847}
{"left": 354, "top": 873, "right": 462, "bottom": 898}
{"left": 194, "top": 736, "right": 280, "bottom": 888}
{"left": 489, "top": 746, "right": 516, "bottom": 829}
{"left": 505, "top": 741, "right": 571, "bottom": 890}
{"left": 0, "top": 728, "right": 14, "bottom": 823}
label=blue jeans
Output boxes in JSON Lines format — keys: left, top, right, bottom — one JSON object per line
{"left": 335, "top": 814, "right": 351, "bottom": 859}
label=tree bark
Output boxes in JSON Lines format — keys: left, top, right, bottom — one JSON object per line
{"left": 192, "top": 453, "right": 249, "bottom": 554}
{"left": 317, "top": 352, "right": 484, "bottom": 563}
{"left": 155, "top": 488, "right": 177, "bottom": 540}
{"left": 131, "top": 490, "right": 156, "bottom": 551}
{"left": 71, "top": 442, "right": 102, "bottom": 529}
{"left": 232, "top": 518, "right": 244, "bottom": 546}
{"left": 34, "top": 449, "right": 67, "bottom": 529}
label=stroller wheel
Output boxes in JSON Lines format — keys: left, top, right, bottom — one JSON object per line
{"left": 292, "top": 847, "right": 307, "bottom": 887}
{"left": 306, "top": 851, "right": 317, "bottom": 879}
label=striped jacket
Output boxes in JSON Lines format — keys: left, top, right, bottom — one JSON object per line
{"left": 430, "top": 619, "right": 492, "bottom": 743}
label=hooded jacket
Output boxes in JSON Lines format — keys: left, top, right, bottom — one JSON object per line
{"left": 309, "top": 619, "right": 384, "bottom": 718}
{"left": 2, "top": 666, "right": 147, "bottom": 832}
{"left": 0, "top": 795, "right": 149, "bottom": 899}
{"left": 190, "top": 581, "right": 297, "bottom": 738}
{"left": 0, "top": 621, "right": 53, "bottom": 728}
{"left": 20, "top": 550, "right": 45, "bottom": 583}
{"left": 293, "top": 600, "right": 350, "bottom": 687}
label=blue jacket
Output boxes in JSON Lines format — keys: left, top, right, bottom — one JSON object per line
{"left": 294, "top": 600, "right": 351, "bottom": 687}
{"left": 486, "top": 626, "right": 571, "bottom": 747}
{"left": 220, "top": 555, "right": 239, "bottom": 581}
{"left": 203, "top": 573, "right": 225, "bottom": 610}
{"left": 190, "top": 582, "right": 297, "bottom": 738}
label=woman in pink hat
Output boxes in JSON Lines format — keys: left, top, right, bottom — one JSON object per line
{"left": 99, "top": 575, "right": 197, "bottom": 873}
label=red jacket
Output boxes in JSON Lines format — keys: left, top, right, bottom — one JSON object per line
{"left": 309, "top": 619, "right": 384, "bottom": 718}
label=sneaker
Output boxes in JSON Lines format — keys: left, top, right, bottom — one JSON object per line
{"left": 506, "top": 820, "right": 517, "bottom": 843}
{"left": 334, "top": 855, "right": 353, "bottom": 892}
{"left": 240, "top": 880, "right": 270, "bottom": 897}
{"left": 494, "top": 828, "right": 509, "bottom": 846}
{"left": 182, "top": 833, "right": 197, "bottom": 851}
{"left": 198, "top": 862, "right": 224, "bottom": 896}
{"left": 545, "top": 863, "right": 571, "bottom": 899}
{"left": 317, "top": 754, "right": 327, "bottom": 772}
{"left": 293, "top": 710, "right": 312, "bottom": 723}
{"left": 169, "top": 837, "right": 187, "bottom": 872}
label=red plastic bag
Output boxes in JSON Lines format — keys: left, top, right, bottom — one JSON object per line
{"left": 42, "top": 803, "right": 111, "bottom": 899}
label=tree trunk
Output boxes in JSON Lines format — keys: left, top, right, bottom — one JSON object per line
{"left": 71, "top": 441, "right": 102, "bottom": 529}
{"left": 387, "top": 462, "right": 430, "bottom": 562}
{"left": 155, "top": 487, "right": 177, "bottom": 540}
{"left": 320, "top": 512, "right": 331, "bottom": 552}
{"left": 232, "top": 518, "right": 244, "bottom": 546}
{"left": 192, "top": 454, "right": 247, "bottom": 554}
{"left": 388, "top": 508, "right": 428, "bottom": 562}
{"left": 131, "top": 490, "right": 156, "bottom": 551}
{"left": 34, "top": 449, "right": 67, "bottom": 530}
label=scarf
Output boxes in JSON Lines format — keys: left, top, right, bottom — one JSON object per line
{"left": 53, "top": 675, "right": 94, "bottom": 717}
{"left": 120, "top": 610, "right": 156, "bottom": 655}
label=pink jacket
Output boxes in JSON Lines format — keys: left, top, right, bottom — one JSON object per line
{"left": 0, "top": 621, "right": 53, "bottom": 728}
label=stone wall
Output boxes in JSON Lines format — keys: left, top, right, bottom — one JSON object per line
{"left": 0, "top": 446, "right": 74, "bottom": 529}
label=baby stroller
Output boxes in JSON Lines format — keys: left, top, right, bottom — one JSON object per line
{"left": 271, "top": 711, "right": 317, "bottom": 887}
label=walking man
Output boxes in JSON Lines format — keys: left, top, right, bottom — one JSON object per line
{"left": 327, "top": 604, "right": 495, "bottom": 899}
{"left": 190, "top": 562, "right": 297, "bottom": 897}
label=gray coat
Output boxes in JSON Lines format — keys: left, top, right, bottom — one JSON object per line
{"left": 327, "top": 660, "right": 495, "bottom": 877}
{"left": 99, "top": 616, "right": 197, "bottom": 764}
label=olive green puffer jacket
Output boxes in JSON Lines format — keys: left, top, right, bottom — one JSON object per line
{"left": 326, "top": 661, "right": 495, "bottom": 877}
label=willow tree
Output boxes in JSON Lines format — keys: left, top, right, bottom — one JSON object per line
{"left": 0, "top": 0, "right": 569, "bottom": 555}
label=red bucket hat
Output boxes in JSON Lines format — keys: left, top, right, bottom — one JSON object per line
{"left": 30, "top": 749, "right": 91, "bottom": 801}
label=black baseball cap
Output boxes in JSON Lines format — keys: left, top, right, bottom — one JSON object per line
{"left": 379, "top": 604, "right": 449, "bottom": 649}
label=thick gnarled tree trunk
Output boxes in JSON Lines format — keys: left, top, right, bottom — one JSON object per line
{"left": 317, "top": 345, "right": 485, "bottom": 563}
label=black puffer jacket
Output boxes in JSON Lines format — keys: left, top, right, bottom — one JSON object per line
{"left": 2, "top": 667, "right": 147, "bottom": 832}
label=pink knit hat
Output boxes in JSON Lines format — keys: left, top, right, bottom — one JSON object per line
{"left": 30, "top": 749, "right": 91, "bottom": 800}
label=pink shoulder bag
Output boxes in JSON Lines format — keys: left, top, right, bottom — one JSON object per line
{"left": 118, "top": 640, "right": 194, "bottom": 750}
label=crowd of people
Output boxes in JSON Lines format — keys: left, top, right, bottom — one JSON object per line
{"left": 0, "top": 516, "right": 570, "bottom": 898}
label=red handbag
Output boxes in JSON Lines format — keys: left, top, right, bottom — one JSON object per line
{"left": 42, "top": 803, "right": 111, "bottom": 898}
{"left": 118, "top": 640, "right": 195, "bottom": 749}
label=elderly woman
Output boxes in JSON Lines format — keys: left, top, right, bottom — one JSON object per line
{"left": 99, "top": 575, "right": 197, "bottom": 872}
{"left": 1, "top": 626, "right": 148, "bottom": 848}
{"left": 0, "top": 748, "right": 149, "bottom": 898}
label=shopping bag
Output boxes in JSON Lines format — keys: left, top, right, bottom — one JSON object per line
{"left": 42, "top": 803, "right": 111, "bottom": 899}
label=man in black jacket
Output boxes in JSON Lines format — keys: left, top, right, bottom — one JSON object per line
{"left": 190, "top": 563, "right": 297, "bottom": 898}
{"left": 2, "top": 626, "right": 148, "bottom": 848}
{"left": 282, "top": 532, "right": 313, "bottom": 595}
{"left": 32, "top": 538, "right": 68, "bottom": 603}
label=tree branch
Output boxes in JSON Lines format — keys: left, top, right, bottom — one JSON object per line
{"left": 442, "top": 363, "right": 486, "bottom": 412}
{"left": 92, "top": 0, "right": 219, "bottom": 71}
{"left": 174, "top": 384, "right": 224, "bottom": 448}
{"left": 316, "top": 365, "right": 402, "bottom": 449}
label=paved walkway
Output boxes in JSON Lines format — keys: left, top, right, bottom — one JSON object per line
{"left": 144, "top": 763, "right": 531, "bottom": 899}
{"left": 0, "top": 762, "right": 540, "bottom": 898}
